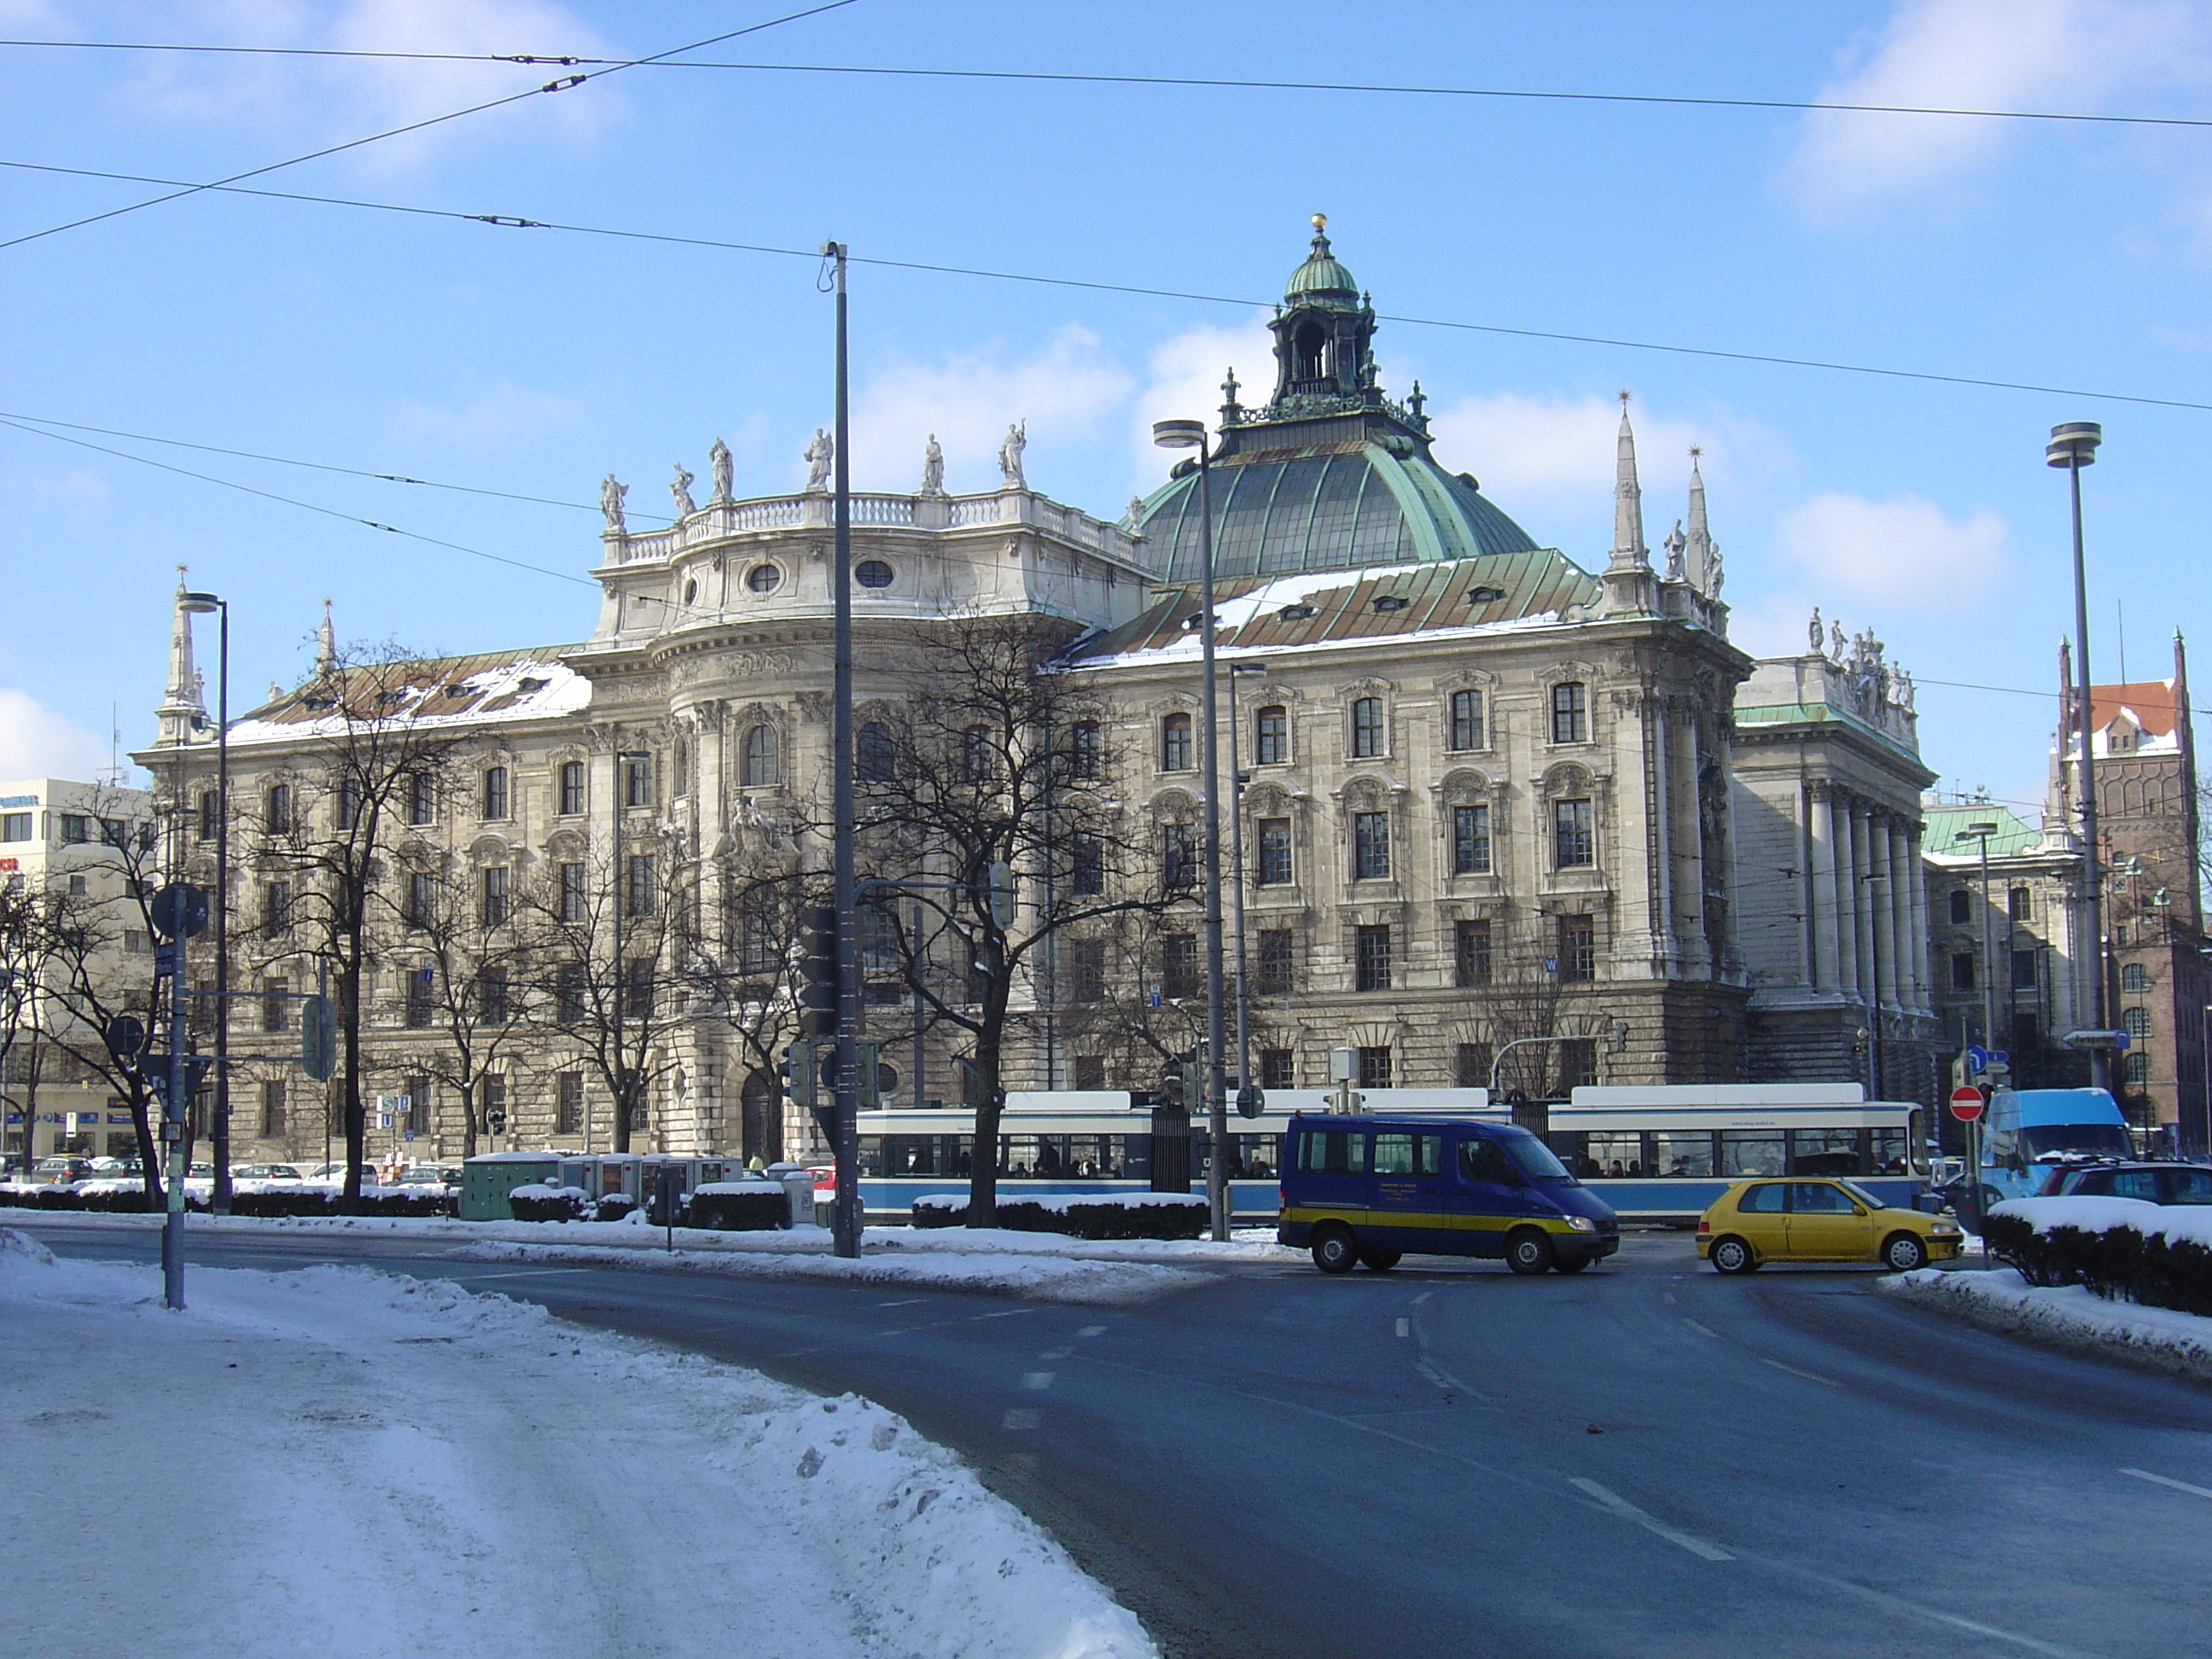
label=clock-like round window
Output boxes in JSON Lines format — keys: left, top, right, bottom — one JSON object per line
{"left": 855, "top": 560, "right": 894, "bottom": 590}
{"left": 746, "top": 564, "right": 782, "bottom": 593}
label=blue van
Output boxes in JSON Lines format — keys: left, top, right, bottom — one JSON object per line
{"left": 1278, "top": 1115, "right": 1621, "bottom": 1274}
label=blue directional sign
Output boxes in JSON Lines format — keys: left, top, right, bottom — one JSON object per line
{"left": 1965, "top": 1045, "right": 1989, "bottom": 1074}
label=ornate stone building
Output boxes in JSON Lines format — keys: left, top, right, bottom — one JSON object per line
{"left": 139, "top": 223, "right": 1933, "bottom": 1167}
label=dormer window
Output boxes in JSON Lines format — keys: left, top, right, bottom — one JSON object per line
{"left": 1278, "top": 603, "right": 1316, "bottom": 621}
{"left": 1371, "top": 595, "right": 1408, "bottom": 613}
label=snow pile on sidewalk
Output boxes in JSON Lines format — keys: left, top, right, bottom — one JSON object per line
{"left": 1877, "top": 1264, "right": 2212, "bottom": 1384}
{"left": 0, "top": 1228, "right": 1155, "bottom": 1659}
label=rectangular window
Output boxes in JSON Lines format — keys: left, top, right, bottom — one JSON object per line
{"left": 1068, "top": 722, "right": 1100, "bottom": 778}
{"left": 1455, "top": 1041, "right": 1493, "bottom": 1090}
{"left": 1551, "top": 681, "right": 1587, "bottom": 744}
{"left": 1354, "top": 924, "right": 1393, "bottom": 992}
{"left": 623, "top": 958, "right": 654, "bottom": 1021}
{"left": 559, "top": 761, "right": 587, "bottom": 816}
{"left": 1162, "top": 933, "right": 1200, "bottom": 1001}
{"left": 1069, "top": 938, "right": 1106, "bottom": 1003}
{"left": 261, "top": 978, "right": 288, "bottom": 1033}
{"left": 480, "top": 865, "right": 510, "bottom": 928}
{"left": 199, "top": 791, "right": 221, "bottom": 841}
{"left": 2009, "top": 886, "right": 2033, "bottom": 923}
{"left": 1448, "top": 688, "right": 1485, "bottom": 751}
{"left": 99, "top": 817, "right": 131, "bottom": 847}
{"left": 1160, "top": 715, "right": 1193, "bottom": 772}
{"left": 1558, "top": 1038, "right": 1598, "bottom": 1092}
{"left": 1651, "top": 1132, "right": 1714, "bottom": 1178}
{"left": 0, "top": 812, "right": 29, "bottom": 843}
{"left": 265, "top": 783, "right": 292, "bottom": 834}
{"left": 1553, "top": 798, "right": 1594, "bottom": 868}
{"left": 1350, "top": 697, "right": 1385, "bottom": 758}
{"left": 1254, "top": 706, "right": 1288, "bottom": 766}
{"left": 1372, "top": 1132, "right": 1440, "bottom": 1175}
{"left": 556, "top": 1072, "right": 584, "bottom": 1135}
{"left": 335, "top": 779, "right": 359, "bottom": 831}
{"left": 1558, "top": 916, "right": 1597, "bottom": 983}
{"left": 2011, "top": 948, "right": 2038, "bottom": 992}
{"left": 480, "top": 1074, "right": 506, "bottom": 1133}
{"left": 624, "top": 754, "right": 653, "bottom": 808}
{"left": 408, "top": 773, "right": 434, "bottom": 826}
{"left": 1358, "top": 1045, "right": 1394, "bottom": 1088}
{"left": 259, "top": 1080, "right": 286, "bottom": 1139}
{"left": 1951, "top": 952, "right": 1976, "bottom": 992}
{"left": 476, "top": 966, "right": 509, "bottom": 1024}
{"left": 481, "top": 766, "right": 509, "bottom": 821}
{"left": 1720, "top": 1131, "right": 1786, "bottom": 1178}
{"left": 263, "top": 880, "right": 292, "bottom": 935}
{"left": 405, "top": 871, "right": 434, "bottom": 928}
{"left": 556, "top": 963, "right": 585, "bottom": 1025}
{"left": 1452, "top": 803, "right": 1492, "bottom": 875}
{"left": 1162, "top": 823, "right": 1199, "bottom": 890}
{"left": 1256, "top": 818, "right": 1293, "bottom": 886}
{"left": 559, "top": 862, "right": 587, "bottom": 925}
{"left": 1297, "top": 1129, "right": 1365, "bottom": 1175}
{"left": 1073, "top": 1055, "right": 1106, "bottom": 1091}
{"left": 736, "top": 903, "right": 777, "bottom": 976}
{"left": 1255, "top": 928, "right": 1295, "bottom": 997}
{"left": 60, "top": 813, "right": 89, "bottom": 844}
{"left": 1454, "top": 919, "right": 1492, "bottom": 987}
{"left": 1352, "top": 811, "right": 1390, "bottom": 880}
{"left": 404, "top": 1077, "right": 429, "bottom": 1134}
{"left": 625, "top": 854, "right": 655, "bottom": 918}
{"left": 404, "top": 965, "right": 434, "bottom": 1028}
{"left": 1070, "top": 833, "right": 1105, "bottom": 895}
{"left": 1258, "top": 1048, "right": 1294, "bottom": 1090}
{"left": 859, "top": 907, "right": 903, "bottom": 977}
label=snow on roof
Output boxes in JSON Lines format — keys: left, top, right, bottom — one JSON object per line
{"left": 221, "top": 649, "right": 591, "bottom": 748}
{"left": 2087, "top": 678, "right": 2186, "bottom": 758}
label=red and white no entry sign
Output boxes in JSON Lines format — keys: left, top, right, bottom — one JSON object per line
{"left": 1949, "top": 1086, "right": 1987, "bottom": 1123}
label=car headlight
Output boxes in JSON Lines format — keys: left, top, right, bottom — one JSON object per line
{"left": 1566, "top": 1215, "right": 1598, "bottom": 1233}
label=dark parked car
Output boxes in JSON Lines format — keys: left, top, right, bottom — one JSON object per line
{"left": 2047, "top": 1161, "right": 2212, "bottom": 1205}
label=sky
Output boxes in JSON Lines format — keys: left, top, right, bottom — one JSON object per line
{"left": 3, "top": 0, "right": 2211, "bottom": 818}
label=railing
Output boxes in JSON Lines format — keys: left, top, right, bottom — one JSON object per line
{"left": 602, "top": 487, "right": 1138, "bottom": 564}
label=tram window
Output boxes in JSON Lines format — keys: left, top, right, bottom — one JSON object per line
{"left": 1650, "top": 1132, "right": 1714, "bottom": 1178}
{"left": 1870, "top": 1129, "right": 1909, "bottom": 1175}
{"left": 1790, "top": 1129, "right": 1865, "bottom": 1177}
{"left": 1580, "top": 1132, "right": 1643, "bottom": 1179}
{"left": 1236, "top": 1135, "right": 1280, "bottom": 1179}
{"left": 1373, "top": 1133, "right": 1441, "bottom": 1176}
{"left": 1297, "top": 1130, "right": 1366, "bottom": 1175}
{"left": 1720, "top": 1132, "right": 1787, "bottom": 1177}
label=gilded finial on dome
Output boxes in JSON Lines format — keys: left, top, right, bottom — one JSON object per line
{"left": 1312, "top": 212, "right": 1327, "bottom": 232}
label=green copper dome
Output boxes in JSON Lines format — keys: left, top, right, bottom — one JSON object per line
{"left": 1284, "top": 214, "right": 1359, "bottom": 306}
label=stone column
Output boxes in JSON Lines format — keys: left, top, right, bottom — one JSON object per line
{"left": 1674, "top": 705, "right": 1706, "bottom": 964}
{"left": 1906, "top": 828, "right": 1931, "bottom": 1011}
{"left": 1871, "top": 813, "right": 1899, "bottom": 1012}
{"left": 1808, "top": 784, "right": 1837, "bottom": 991}
{"left": 1853, "top": 804, "right": 1878, "bottom": 1015}
{"left": 1886, "top": 820, "right": 1913, "bottom": 1011}
{"left": 1650, "top": 700, "right": 1674, "bottom": 965}
{"left": 1832, "top": 794, "right": 1858, "bottom": 997}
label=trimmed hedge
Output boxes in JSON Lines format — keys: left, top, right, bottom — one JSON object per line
{"left": 0, "top": 1186, "right": 455, "bottom": 1217}
{"left": 913, "top": 1194, "right": 1208, "bottom": 1241}
{"left": 593, "top": 1195, "right": 638, "bottom": 1224}
{"left": 682, "top": 1188, "right": 789, "bottom": 1231}
{"left": 509, "top": 1187, "right": 590, "bottom": 1222}
{"left": 1987, "top": 1210, "right": 2212, "bottom": 1318}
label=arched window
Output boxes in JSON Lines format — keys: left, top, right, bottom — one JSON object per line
{"left": 480, "top": 765, "right": 510, "bottom": 820}
{"left": 2121, "top": 962, "right": 2151, "bottom": 993}
{"left": 556, "top": 760, "right": 586, "bottom": 816}
{"left": 2008, "top": 886, "right": 2033, "bottom": 923}
{"left": 2124, "top": 1052, "right": 2150, "bottom": 1087}
{"left": 265, "top": 783, "right": 292, "bottom": 834}
{"left": 1160, "top": 713, "right": 1193, "bottom": 772}
{"left": 1349, "top": 696, "right": 1384, "bottom": 758}
{"left": 1550, "top": 682, "right": 1587, "bottom": 744}
{"left": 1948, "top": 889, "right": 1971, "bottom": 925}
{"left": 1254, "top": 706, "right": 1288, "bottom": 765}
{"left": 859, "top": 721, "right": 894, "bottom": 782}
{"left": 2122, "top": 1006, "right": 2152, "bottom": 1041}
{"left": 741, "top": 725, "right": 778, "bottom": 788}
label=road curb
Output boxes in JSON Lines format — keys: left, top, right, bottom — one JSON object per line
{"left": 1877, "top": 1267, "right": 2212, "bottom": 1386}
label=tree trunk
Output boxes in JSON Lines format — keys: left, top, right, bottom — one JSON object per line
{"left": 339, "top": 955, "right": 364, "bottom": 1199}
{"left": 129, "top": 1081, "right": 161, "bottom": 1205}
{"left": 459, "top": 1075, "right": 477, "bottom": 1161}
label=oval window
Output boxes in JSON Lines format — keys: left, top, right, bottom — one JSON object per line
{"left": 683, "top": 579, "right": 698, "bottom": 606}
{"left": 746, "top": 564, "right": 782, "bottom": 593}
{"left": 855, "top": 559, "right": 894, "bottom": 590}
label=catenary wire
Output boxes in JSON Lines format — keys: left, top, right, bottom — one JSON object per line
{"left": 6, "top": 38, "right": 2212, "bottom": 133}
{"left": 4, "top": 155, "right": 2208, "bottom": 416}
{"left": 0, "top": 2, "right": 859, "bottom": 253}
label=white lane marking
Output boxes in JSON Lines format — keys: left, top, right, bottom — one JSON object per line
{"left": 877, "top": 1298, "right": 925, "bottom": 1307}
{"left": 1077, "top": 1324, "right": 1106, "bottom": 1337}
{"left": 1411, "top": 1290, "right": 1433, "bottom": 1305}
{"left": 2123, "top": 1467, "right": 2212, "bottom": 1501}
{"left": 1002, "top": 1408, "right": 1040, "bottom": 1431}
{"left": 1662, "top": 1289, "right": 1676, "bottom": 1305}
{"left": 1394, "top": 1317, "right": 1410, "bottom": 1337}
{"left": 1681, "top": 1318, "right": 1719, "bottom": 1338}
{"left": 1568, "top": 1478, "right": 1733, "bottom": 1562}
{"left": 1761, "top": 1357, "right": 1842, "bottom": 1388}
{"left": 973, "top": 1307, "right": 1037, "bottom": 1320}
{"left": 1038, "top": 1348, "right": 1073, "bottom": 1361}
{"left": 1021, "top": 1372, "right": 1055, "bottom": 1390}
{"left": 451, "top": 1268, "right": 594, "bottom": 1281}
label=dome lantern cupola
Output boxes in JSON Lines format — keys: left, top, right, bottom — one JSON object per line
{"left": 1266, "top": 213, "right": 1380, "bottom": 414}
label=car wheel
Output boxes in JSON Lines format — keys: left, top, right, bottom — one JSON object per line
{"left": 1312, "top": 1225, "right": 1359, "bottom": 1275}
{"left": 1358, "top": 1249, "right": 1401, "bottom": 1272}
{"left": 1505, "top": 1228, "right": 1554, "bottom": 1275}
{"left": 1709, "top": 1235, "right": 1757, "bottom": 1275}
{"left": 1883, "top": 1232, "right": 1928, "bottom": 1273}
{"left": 1553, "top": 1254, "right": 1592, "bottom": 1274}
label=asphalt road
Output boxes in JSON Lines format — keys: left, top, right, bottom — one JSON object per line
{"left": 28, "top": 1222, "right": 2212, "bottom": 1659}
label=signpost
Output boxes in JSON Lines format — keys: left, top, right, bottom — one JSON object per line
{"left": 148, "top": 881, "right": 208, "bottom": 1310}
{"left": 1948, "top": 1086, "right": 1987, "bottom": 1123}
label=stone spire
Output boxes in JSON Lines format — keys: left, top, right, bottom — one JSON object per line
{"left": 315, "top": 598, "right": 336, "bottom": 678}
{"left": 1684, "top": 445, "right": 1714, "bottom": 593}
{"left": 154, "top": 566, "right": 205, "bottom": 747}
{"left": 1609, "top": 392, "right": 1647, "bottom": 569}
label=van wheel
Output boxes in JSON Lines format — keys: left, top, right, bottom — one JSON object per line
{"left": 1882, "top": 1232, "right": 1928, "bottom": 1273}
{"left": 1358, "top": 1249, "right": 1401, "bottom": 1272}
{"left": 1709, "top": 1236, "right": 1757, "bottom": 1274}
{"left": 1505, "top": 1228, "right": 1554, "bottom": 1275}
{"left": 1312, "top": 1225, "right": 1359, "bottom": 1275}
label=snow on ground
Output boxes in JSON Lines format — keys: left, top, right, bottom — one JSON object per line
{"left": 1877, "top": 1263, "right": 2212, "bottom": 1384}
{"left": 0, "top": 1229, "right": 1154, "bottom": 1659}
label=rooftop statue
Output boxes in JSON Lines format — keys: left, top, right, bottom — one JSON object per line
{"left": 919, "top": 434, "right": 946, "bottom": 497}
{"left": 998, "top": 419, "right": 1027, "bottom": 488}
{"left": 670, "top": 462, "right": 696, "bottom": 519}
{"left": 1662, "top": 520, "right": 1686, "bottom": 582}
{"left": 1808, "top": 607, "right": 1824, "bottom": 655}
{"left": 708, "top": 437, "right": 733, "bottom": 504}
{"left": 599, "top": 474, "right": 628, "bottom": 533}
{"left": 804, "top": 428, "right": 834, "bottom": 493}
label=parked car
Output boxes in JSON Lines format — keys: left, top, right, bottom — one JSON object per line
{"left": 2046, "top": 1161, "right": 2212, "bottom": 1206}
{"left": 384, "top": 1164, "right": 460, "bottom": 1188}
{"left": 230, "top": 1163, "right": 307, "bottom": 1183}
{"left": 304, "top": 1161, "right": 378, "bottom": 1185}
{"left": 31, "top": 1155, "right": 95, "bottom": 1185}
{"left": 1697, "top": 1177, "right": 1965, "bottom": 1273}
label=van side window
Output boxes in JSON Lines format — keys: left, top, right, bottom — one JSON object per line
{"left": 1458, "top": 1138, "right": 1520, "bottom": 1185}
{"left": 1738, "top": 1183, "right": 1787, "bottom": 1214}
{"left": 1297, "top": 1130, "right": 1366, "bottom": 1175}
{"left": 2168, "top": 1168, "right": 2212, "bottom": 1205}
{"left": 1373, "top": 1133, "right": 1441, "bottom": 1176}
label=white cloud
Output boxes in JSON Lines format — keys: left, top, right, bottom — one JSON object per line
{"left": 389, "top": 380, "right": 582, "bottom": 440}
{"left": 1773, "top": 490, "right": 2006, "bottom": 605}
{"left": 1127, "top": 313, "right": 1277, "bottom": 495}
{"left": 1423, "top": 391, "right": 1711, "bottom": 514}
{"left": 847, "top": 325, "right": 1135, "bottom": 496}
{"left": 0, "top": 689, "right": 111, "bottom": 781}
{"left": 1784, "top": 0, "right": 2210, "bottom": 213}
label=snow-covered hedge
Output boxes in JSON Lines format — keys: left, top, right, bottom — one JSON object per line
{"left": 594, "top": 1194, "right": 638, "bottom": 1224}
{"left": 508, "top": 1184, "right": 591, "bottom": 1222}
{"left": 911, "top": 1190, "right": 1208, "bottom": 1241}
{"left": 1986, "top": 1196, "right": 2212, "bottom": 1317}
{"left": 683, "top": 1184, "right": 789, "bottom": 1232}
{"left": 0, "top": 1185, "right": 454, "bottom": 1217}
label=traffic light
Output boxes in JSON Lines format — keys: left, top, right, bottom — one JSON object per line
{"left": 855, "top": 1039, "right": 882, "bottom": 1109}
{"left": 780, "top": 1040, "right": 818, "bottom": 1110}
{"left": 979, "top": 861, "right": 1016, "bottom": 928}
{"left": 1160, "top": 1057, "right": 1201, "bottom": 1112}
{"left": 486, "top": 1109, "right": 508, "bottom": 1135}
{"left": 799, "top": 904, "right": 837, "bottom": 1039}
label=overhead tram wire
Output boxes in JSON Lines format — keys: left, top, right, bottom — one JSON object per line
{"left": 5, "top": 157, "right": 2209, "bottom": 417}
{"left": 0, "top": 1, "right": 859, "bottom": 253}
{"left": 8, "top": 39, "right": 2212, "bottom": 134}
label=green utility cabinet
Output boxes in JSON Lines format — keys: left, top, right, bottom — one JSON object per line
{"left": 461, "top": 1152, "right": 561, "bottom": 1220}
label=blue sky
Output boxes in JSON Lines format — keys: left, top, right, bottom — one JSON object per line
{"left": 3, "top": 0, "right": 2210, "bottom": 817}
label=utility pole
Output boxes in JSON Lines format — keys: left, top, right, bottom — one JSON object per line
{"left": 2048, "top": 422, "right": 2112, "bottom": 1096}
{"left": 826, "top": 240, "right": 861, "bottom": 1260}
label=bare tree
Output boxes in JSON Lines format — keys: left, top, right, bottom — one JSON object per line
{"left": 0, "top": 881, "right": 67, "bottom": 1179}
{"left": 841, "top": 614, "right": 1176, "bottom": 1225}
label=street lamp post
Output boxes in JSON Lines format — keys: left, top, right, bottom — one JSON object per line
{"left": 1151, "top": 417, "right": 1229, "bottom": 1242}
{"left": 1226, "top": 661, "right": 1269, "bottom": 1116}
{"left": 2047, "top": 421, "right": 2113, "bottom": 1097}
{"left": 179, "top": 591, "right": 230, "bottom": 1213}
{"left": 1955, "top": 822, "right": 2000, "bottom": 1056}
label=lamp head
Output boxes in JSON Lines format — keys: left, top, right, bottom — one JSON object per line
{"left": 2046, "top": 422, "right": 2102, "bottom": 469}
{"left": 179, "top": 591, "right": 222, "bottom": 614}
{"left": 1151, "top": 418, "right": 1206, "bottom": 451}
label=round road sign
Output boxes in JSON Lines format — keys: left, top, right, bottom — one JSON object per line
{"left": 1949, "top": 1086, "right": 1987, "bottom": 1123}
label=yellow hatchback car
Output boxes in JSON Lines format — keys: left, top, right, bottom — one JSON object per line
{"left": 1697, "top": 1178, "right": 1964, "bottom": 1273}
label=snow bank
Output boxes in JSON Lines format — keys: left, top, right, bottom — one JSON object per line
{"left": 912, "top": 1191, "right": 1207, "bottom": 1213}
{"left": 1877, "top": 1266, "right": 2212, "bottom": 1384}
{"left": 1990, "top": 1195, "right": 2212, "bottom": 1249}
{"left": 0, "top": 1227, "right": 1155, "bottom": 1659}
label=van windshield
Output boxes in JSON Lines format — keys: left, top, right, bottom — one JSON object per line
{"left": 2022, "top": 1123, "right": 2132, "bottom": 1157}
{"left": 1505, "top": 1135, "right": 1575, "bottom": 1185}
